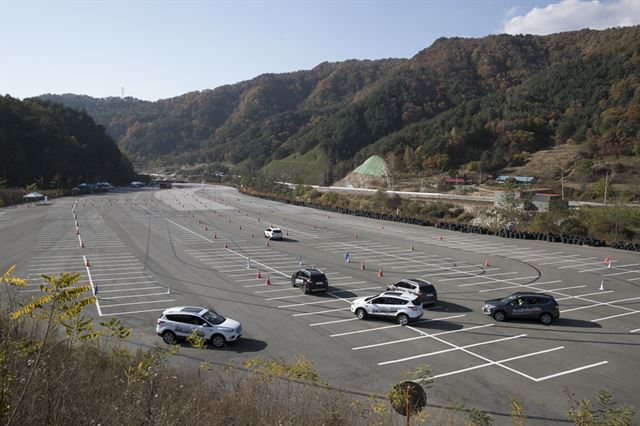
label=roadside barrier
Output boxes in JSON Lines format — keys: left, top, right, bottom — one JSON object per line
{"left": 239, "top": 189, "right": 639, "bottom": 252}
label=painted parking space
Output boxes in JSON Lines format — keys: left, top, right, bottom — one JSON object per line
{"left": 85, "top": 252, "right": 176, "bottom": 316}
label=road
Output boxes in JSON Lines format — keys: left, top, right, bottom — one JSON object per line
{"left": 1, "top": 184, "right": 638, "bottom": 424}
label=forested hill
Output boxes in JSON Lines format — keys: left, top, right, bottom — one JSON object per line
{"left": 39, "top": 26, "right": 639, "bottom": 183}
{"left": 0, "top": 96, "right": 135, "bottom": 187}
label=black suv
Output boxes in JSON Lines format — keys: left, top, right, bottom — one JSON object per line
{"left": 291, "top": 269, "right": 329, "bottom": 294}
{"left": 386, "top": 278, "right": 437, "bottom": 306}
{"left": 483, "top": 292, "right": 559, "bottom": 325}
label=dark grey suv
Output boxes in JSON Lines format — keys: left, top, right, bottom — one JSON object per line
{"left": 291, "top": 268, "right": 329, "bottom": 294}
{"left": 386, "top": 278, "right": 437, "bottom": 306}
{"left": 483, "top": 292, "right": 559, "bottom": 325}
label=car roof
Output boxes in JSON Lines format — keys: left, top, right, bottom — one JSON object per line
{"left": 402, "top": 278, "right": 434, "bottom": 287}
{"left": 162, "top": 306, "right": 207, "bottom": 315}
{"left": 379, "top": 291, "right": 420, "bottom": 300}
{"left": 509, "top": 292, "right": 554, "bottom": 298}
{"left": 300, "top": 268, "right": 324, "bottom": 275}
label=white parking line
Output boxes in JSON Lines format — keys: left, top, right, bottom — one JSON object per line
{"left": 440, "top": 272, "right": 519, "bottom": 282}
{"left": 234, "top": 277, "right": 262, "bottom": 282}
{"left": 558, "top": 260, "right": 606, "bottom": 269}
{"left": 458, "top": 275, "right": 538, "bottom": 287}
{"left": 561, "top": 296, "right": 640, "bottom": 312}
{"left": 278, "top": 297, "right": 358, "bottom": 308}
{"left": 293, "top": 307, "right": 351, "bottom": 317}
{"left": 557, "top": 291, "right": 615, "bottom": 303}
{"left": 352, "top": 324, "right": 494, "bottom": 350}
{"left": 99, "top": 292, "right": 170, "bottom": 300}
{"left": 97, "top": 281, "right": 158, "bottom": 287}
{"left": 99, "top": 307, "right": 170, "bottom": 316}
{"left": 83, "top": 255, "right": 102, "bottom": 316}
{"left": 100, "top": 299, "right": 175, "bottom": 308}
{"left": 539, "top": 256, "right": 590, "bottom": 266}
{"left": 478, "top": 280, "right": 562, "bottom": 293}
{"left": 603, "top": 269, "right": 640, "bottom": 277}
{"left": 432, "top": 347, "right": 564, "bottom": 380}
{"left": 534, "top": 361, "right": 609, "bottom": 382}
{"left": 330, "top": 314, "right": 466, "bottom": 337}
{"left": 99, "top": 286, "right": 161, "bottom": 293}
{"left": 378, "top": 334, "right": 526, "bottom": 366}
{"left": 591, "top": 309, "right": 640, "bottom": 322}
{"left": 310, "top": 318, "right": 359, "bottom": 327}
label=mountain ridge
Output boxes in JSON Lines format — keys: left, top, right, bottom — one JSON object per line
{"left": 37, "top": 26, "right": 639, "bottom": 186}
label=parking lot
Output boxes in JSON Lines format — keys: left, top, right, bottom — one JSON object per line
{"left": 2, "top": 185, "right": 638, "bottom": 423}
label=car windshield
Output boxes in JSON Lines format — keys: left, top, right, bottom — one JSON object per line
{"left": 202, "top": 309, "right": 225, "bottom": 325}
{"left": 272, "top": 229, "right": 282, "bottom": 233}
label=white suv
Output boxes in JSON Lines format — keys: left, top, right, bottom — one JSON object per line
{"left": 156, "top": 306, "right": 242, "bottom": 347}
{"left": 350, "top": 291, "right": 423, "bottom": 325}
{"left": 264, "top": 227, "right": 283, "bottom": 240}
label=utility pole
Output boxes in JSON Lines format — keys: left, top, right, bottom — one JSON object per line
{"left": 604, "top": 171, "right": 609, "bottom": 205}
{"left": 561, "top": 170, "right": 564, "bottom": 201}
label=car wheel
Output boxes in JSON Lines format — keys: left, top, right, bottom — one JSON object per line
{"left": 397, "top": 313, "right": 409, "bottom": 326}
{"left": 540, "top": 313, "right": 552, "bottom": 325}
{"left": 356, "top": 308, "right": 367, "bottom": 320}
{"left": 493, "top": 311, "right": 506, "bottom": 322}
{"left": 210, "top": 334, "right": 226, "bottom": 348}
{"left": 291, "top": 280, "right": 296, "bottom": 288}
{"left": 161, "top": 330, "right": 177, "bottom": 345}
{"left": 303, "top": 285, "right": 310, "bottom": 294}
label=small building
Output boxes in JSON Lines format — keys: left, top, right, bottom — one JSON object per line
{"left": 530, "top": 193, "right": 568, "bottom": 212}
{"left": 495, "top": 189, "right": 567, "bottom": 211}
{"left": 443, "top": 177, "right": 467, "bottom": 185}
{"left": 496, "top": 175, "right": 536, "bottom": 185}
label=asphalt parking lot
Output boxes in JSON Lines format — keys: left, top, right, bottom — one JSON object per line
{"left": 1, "top": 184, "right": 638, "bottom": 423}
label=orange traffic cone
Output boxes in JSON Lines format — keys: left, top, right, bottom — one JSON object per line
{"left": 205, "top": 225, "right": 208, "bottom": 231}
{"left": 438, "top": 235, "right": 443, "bottom": 241}
{"left": 256, "top": 270, "right": 262, "bottom": 279}
{"left": 483, "top": 259, "right": 490, "bottom": 267}
{"left": 410, "top": 244, "right": 414, "bottom": 251}
{"left": 360, "top": 260, "right": 366, "bottom": 270}
{"left": 381, "top": 225, "right": 384, "bottom": 230}
{"left": 377, "top": 267, "right": 384, "bottom": 278}
{"left": 266, "top": 240, "right": 270, "bottom": 247}
{"left": 224, "top": 242, "right": 228, "bottom": 249}
{"left": 354, "top": 233, "right": 358, "bottom": 239}
{"left": 265, "top": 274, "right": 271, "bottom": 285}
{"left": 214, "top": 233, "right": 217, "bottom": 239}
{"left": 85, "top": 259, "right": 91, "bottom": 267}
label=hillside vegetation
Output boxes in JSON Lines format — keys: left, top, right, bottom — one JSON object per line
{"left": 40, "top": 27, "right": 639, "bottom": 186}
{"left": 0, "top": 96, "right": 135, "bottom": 188}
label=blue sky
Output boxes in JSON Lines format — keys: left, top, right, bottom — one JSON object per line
{"left": 1, "top": 0, "right": 637, "bottom": 101}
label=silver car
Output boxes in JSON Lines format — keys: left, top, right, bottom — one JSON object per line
{"left": 350, "top": 291, "right": 423, "bottom": 325}
{"left": 156, "top": 306, "right": 242, "bottom": 348}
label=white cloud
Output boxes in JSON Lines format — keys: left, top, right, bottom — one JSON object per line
{"left": 503, "top": 0, "right": 640, "bottom": 35}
